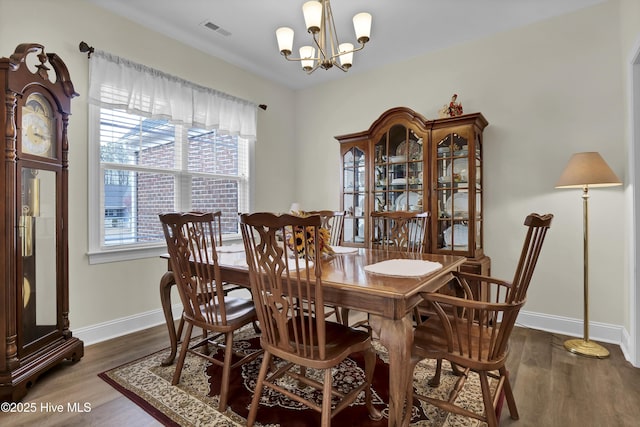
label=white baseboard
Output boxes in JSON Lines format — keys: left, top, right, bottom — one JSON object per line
{"left": 73, "top": 303, "right": 183, "bottom": 346}
{"left": 517, "top": 310, "right": 632, "bottom": 359}
{"left": 73, "top": 306, "right": 633, "bottom": 366}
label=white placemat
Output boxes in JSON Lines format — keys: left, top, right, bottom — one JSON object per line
{"left": 217, "top": 243, "right": 245, "bottom": 253}
{"left": 330, "top": 246, "right": 359, "bottom": 254}
{"left": 364, "top": 259, "right": 443, "bottom": 277}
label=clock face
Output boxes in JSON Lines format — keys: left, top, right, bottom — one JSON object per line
{"left": 21, "top": 93, "right": 56, "bottom": 157}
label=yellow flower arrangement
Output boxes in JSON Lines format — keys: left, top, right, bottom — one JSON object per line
{"left": 287, "top": 212, "right": 335, "bottom": 258}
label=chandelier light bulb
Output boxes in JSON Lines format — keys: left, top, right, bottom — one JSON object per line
{"left": 302, "top": 1, "right": 322, "bottom": 33}
{"left": 276, "top": 27, "right": 294, "bottom": 55}
{"left": 299, "top": 46, "right": 316, "bottom": 71}
{"left": 353, "top": 12, "right": 372, "bottom": 44}
{"left": 338, "top": 43, "right": 354, "bottom": 69}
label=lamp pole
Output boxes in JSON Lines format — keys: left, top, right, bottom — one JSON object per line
{"left": 562, "top": 185, "right": 609, "bottom": 358}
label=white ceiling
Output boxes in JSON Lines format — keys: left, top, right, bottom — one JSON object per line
{"left": 86, "top": 0, "right": 604, "bottom": 90}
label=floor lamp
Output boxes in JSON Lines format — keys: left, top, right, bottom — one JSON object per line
{"left": 555, "top": 152, "right": 621, "bottom": 358}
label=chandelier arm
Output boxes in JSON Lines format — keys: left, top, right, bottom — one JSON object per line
{"left": 326, "top": 0, "right": 341, "bottom": 59}
{"left": 333, "top": 62, "right": 349, "bottom": 73}
{"left": 311, "top": 31, "right": 328, "bottom": 62}
{"left": 281, "top": 52, "right": 321, "bottom": 62}
{"left": 305, "top": 62, "right": 322, "bottom": 75}
{"left": 328, "top": 40, "right": 366, "bottom": 62}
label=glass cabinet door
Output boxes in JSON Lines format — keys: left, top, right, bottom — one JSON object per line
{"left": 434, "top": 131, "right": 481, "bottom": 255}
{"left": 19, "top": 167, "right": 59, "bottom": 349}
{"left": 373, "top": 124, "right": 424, "bottom": 214}
{"left": 342, "top": 147, "right": 366, "bottom": 244}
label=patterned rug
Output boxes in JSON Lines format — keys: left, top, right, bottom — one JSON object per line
{"left": 99, "top": 326, "right": 492, "bottom": 426}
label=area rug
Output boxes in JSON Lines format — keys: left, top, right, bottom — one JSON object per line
{"left": 99, "top": 326, "right": 492, "bottom": 426}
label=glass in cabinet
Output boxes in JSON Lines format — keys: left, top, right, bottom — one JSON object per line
{"left": 373, "top": 124, "right": 425, "bottom": 215}
{"left": 341, "top": 146, "right": 366, "bottom": 244}
{"left": 431, "top": 115, "right": 487, "bottom": 261}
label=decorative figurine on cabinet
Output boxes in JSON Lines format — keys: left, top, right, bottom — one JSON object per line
{"left": 438, "top": 93, "right": 464, "bottom": 118}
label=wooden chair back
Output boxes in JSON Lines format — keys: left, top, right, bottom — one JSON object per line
{"left": 240, "top": 212, "right": 329, "bottom": 360}
{"left": 370, "top": 211, "right": 429, "bottom": 253}
{"left": 506, "top": 213, "right": 554, "bottom": 304}
{"left": 211, "top": 210, "right": 224, "bottom": 246}
{"left": 159, "top": 211, "right": 229, "bottom": 326}
{"left": 305, "top": 210, "right": 345, "bottom": 246}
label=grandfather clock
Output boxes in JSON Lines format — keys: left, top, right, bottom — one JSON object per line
{"left": 1, "top": 44, "right": 83, "bottom": 401}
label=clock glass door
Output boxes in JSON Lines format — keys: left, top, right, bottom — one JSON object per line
{"left": 20, "top": 167, "right": 58, "bottom": 348}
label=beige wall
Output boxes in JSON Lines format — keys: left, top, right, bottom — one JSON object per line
{"left": 0, "top": 0, "right": 296, "bottom": 330}
{"left": 0, "top": 0, "right": 637, "bottom": 349}
{"left": 293, "top": 1, "right": 628, "bottom": 330}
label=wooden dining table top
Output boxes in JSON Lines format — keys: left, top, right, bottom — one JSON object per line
{"left": 209, "top": 246, "right": 466, "bottom": 319}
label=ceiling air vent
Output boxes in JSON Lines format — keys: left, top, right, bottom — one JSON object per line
{"left": 202, "top": 21, "right": 231, "bottom": 37}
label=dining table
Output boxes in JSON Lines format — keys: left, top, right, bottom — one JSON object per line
{"left": 159, "top": 246, "right": 466, "bottom": 427}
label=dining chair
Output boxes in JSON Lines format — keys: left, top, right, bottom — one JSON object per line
{"left": 342, "top": 210, "right": 430, "bottom": 327}
{"left": 171, "top": 210, "right": 246, "bottom": 343}
{"left": 408, "top": 213, "right": 553, "bottom": 427}
{"left": 239, "top": 212, "right": 381, "bottom": 427}
{"left": 159, "top": 211, "right": 262, "bottom": 412}
{"left": 304, "top": 210, "right": 346, "bottom": 323}
{"left": 305, "top": 210, "right": 346, "bottom": 247}
{"left": 370, "top": 211, "right": 430, "bottom": 253}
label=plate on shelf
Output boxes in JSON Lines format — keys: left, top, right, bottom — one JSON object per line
{"left": 389, "top": 155, "right": 406, "bottom": 163}
{"left": 395, "top": 191, "right": 420, "bottom": 211}
{"left": 443, "top": 224, "right": 469, "bottom": 248}
{"left": 396, "top": 140, "right": 422, "bottom": 160}
{"left": 444, "top": 192, "right": 481, "bottom": 218}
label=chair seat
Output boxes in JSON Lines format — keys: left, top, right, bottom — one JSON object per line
{"left": 186, "top": 296, "right": 257, "bottom": 330}
{"left": 413, "top": 318, "right": 508, "bottom": 370}
{"left": 263, "top": 317, "right": 371, "bottom": 369}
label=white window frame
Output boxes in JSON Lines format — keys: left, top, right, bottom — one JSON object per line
{"left": 87, "top": 106, "right": 254, "bottom": 264}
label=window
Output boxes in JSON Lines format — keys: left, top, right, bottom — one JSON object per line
{"left": 87, "top": 51, "right": 257, "bottom": 264}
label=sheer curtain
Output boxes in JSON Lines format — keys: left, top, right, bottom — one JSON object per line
{"left": 87, "top": 50, "right": 258, "bottom": 139}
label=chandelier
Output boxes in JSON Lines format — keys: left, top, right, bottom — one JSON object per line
{"left": 275, "top": 0, "right": 372, "bottom": 74}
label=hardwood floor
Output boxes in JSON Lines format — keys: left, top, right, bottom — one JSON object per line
{"left": 1, "top": 322, "right": 639, "bottom": 426}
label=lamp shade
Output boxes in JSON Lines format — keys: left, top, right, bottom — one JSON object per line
{"left": 555, "top": 152, "right": 621, "bottom": 188}
{"left": 299, "top": 46, "right": 315, "bottom": 71}
{"left": 276, "top": 27, "right": 294, "bottom": 54}
{"left": 353, "top": 12, "right": 372, "bottom": 43}
{"left": 338, "top": 43, "right": 354, "bottom": 68}
{"left": 302, "top": 1, "right": 322, "bottom": 33}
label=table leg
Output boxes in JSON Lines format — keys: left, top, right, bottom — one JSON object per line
{"left": 159, "top": 271, "right": 178, "bottom": 366}
{"left": 369, "top": 313, "right": 414, "bottom": 427}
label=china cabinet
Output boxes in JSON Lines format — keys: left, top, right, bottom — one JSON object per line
{"left": 1, "top": 44, "right": 83, "bottom": 401}
{"left": 336, "top": 107, "right": 489, "bottom": 276}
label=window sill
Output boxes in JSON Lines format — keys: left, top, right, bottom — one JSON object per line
{"left": 87, "top": 236, "right": 244, "bottom": 265}
{"left": 87, "top": 244, "right": 168, "bottom": 264}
